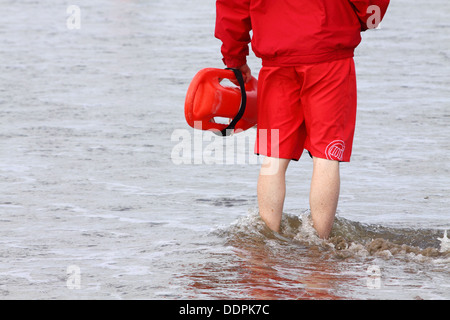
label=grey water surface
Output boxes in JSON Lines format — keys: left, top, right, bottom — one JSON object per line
{"left": 0, "top": 0, "right": 449, "bottom": 299}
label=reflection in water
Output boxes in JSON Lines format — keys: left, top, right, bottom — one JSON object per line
{"left": 185, "top": 247, "right": 355, "bottom": 300}
{"left": 227, "top": 246, "right": 354, "bottom": 300}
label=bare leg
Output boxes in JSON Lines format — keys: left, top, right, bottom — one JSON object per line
{"left": 309, "top": 157, "right": 340, "bottom": 239}
{"left": 257, "top": 157, "right": 291, "bottom": 232}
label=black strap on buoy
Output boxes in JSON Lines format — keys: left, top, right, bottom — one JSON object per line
{"left": 219, "top": 68, "right": 247, "bottom": 136}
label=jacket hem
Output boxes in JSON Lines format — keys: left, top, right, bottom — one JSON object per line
{"left": 260, "top": 49, "right": 355, "bottom": 67}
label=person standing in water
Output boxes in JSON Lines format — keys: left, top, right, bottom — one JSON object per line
{"left": 215, "top": 0, "right": 390, "bottom": 238}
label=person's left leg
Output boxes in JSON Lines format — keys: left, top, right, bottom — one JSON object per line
{"left": 254, "top": 67, "right": 305, "bottom": 233}
{"left": 309, "top": 157, "right": 340, "bottom": 239}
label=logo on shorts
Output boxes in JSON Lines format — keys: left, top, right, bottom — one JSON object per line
{"left": 325, "top": 140, "right": 345, "bottom": 161}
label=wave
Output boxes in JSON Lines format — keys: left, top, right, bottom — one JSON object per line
{"left": 218, "top": 210, "right": 450, "bottom": 262}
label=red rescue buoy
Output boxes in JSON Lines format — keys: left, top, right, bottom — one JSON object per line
{"left": 185, "top": 68, "right": 257, "bottom": 135}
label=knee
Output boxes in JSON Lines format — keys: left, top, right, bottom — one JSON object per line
{"left": 260, "top": 157, "right": 290, "bottom": 176}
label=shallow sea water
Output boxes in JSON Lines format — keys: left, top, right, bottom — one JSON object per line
{"left": 0, "top": 0, "right": 449, "bottom": 299}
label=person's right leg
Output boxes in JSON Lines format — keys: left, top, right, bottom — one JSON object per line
{"left": 309, "top": 157, "right": 340, "bottom": 239}
{"left": 300, "top": 59, "right": 356, "bottom": 238}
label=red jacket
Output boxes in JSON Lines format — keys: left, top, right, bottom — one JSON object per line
{"left": 215, "top": 0, "right": 390, "bottom": 68}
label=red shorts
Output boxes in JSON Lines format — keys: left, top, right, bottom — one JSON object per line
{"left": 254, "top": 58, "right": 357, "bottom": 162}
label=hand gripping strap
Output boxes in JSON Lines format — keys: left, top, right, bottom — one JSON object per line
{"left": 220, "top": 68, "right": 247, "bottom": 136}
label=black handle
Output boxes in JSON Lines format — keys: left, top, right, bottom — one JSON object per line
{"left": 220, "top": 68, "right": 247, "bottom": 136}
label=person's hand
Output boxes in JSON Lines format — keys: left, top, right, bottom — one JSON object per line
{"left": 230, "top": 63, "right": 252, "bottom": 86}
{"left": 238, "top": 63, "right": 252, "bottom": 84}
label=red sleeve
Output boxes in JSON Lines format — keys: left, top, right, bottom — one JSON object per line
{"left": 349, "top": 0, "right": 390, "bottom": 31}
{"left": 215, "top": 0, "right": 252, "bottom": 68}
